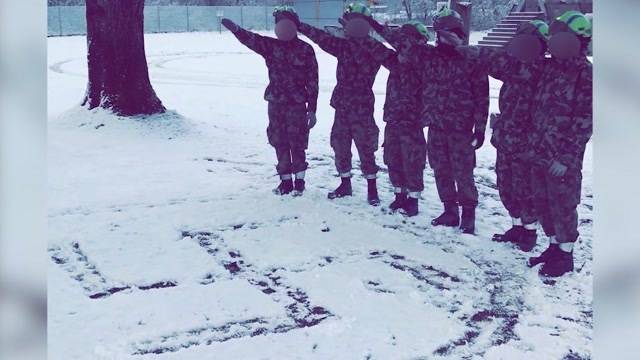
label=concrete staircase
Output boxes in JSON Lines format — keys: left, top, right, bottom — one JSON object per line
{"left": 478, "top": 11, "right": 544, "bottom": 48}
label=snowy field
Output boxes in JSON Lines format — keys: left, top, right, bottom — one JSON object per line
{"left": 48, "top": 31, "right": 592, "bottom": 359}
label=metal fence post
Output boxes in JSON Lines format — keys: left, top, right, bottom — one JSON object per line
{"left": 240, "top": 6, "right": 244, "bottom": 29}
{"left": 58, "top": 6, "right": 63, "bottom": 36}
{"left": 186, "top": 6, "right": 190, "bottom": 32}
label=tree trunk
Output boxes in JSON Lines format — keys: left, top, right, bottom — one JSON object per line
{"left": 82, "top": 0, "right": 165, "bottom": 116}
{"left": 403, "top": 0, "right": 413, "bottom": 20}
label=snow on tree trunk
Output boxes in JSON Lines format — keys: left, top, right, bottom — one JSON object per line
{"left": 82, "top": 0, "right": 165, "bottom": 116}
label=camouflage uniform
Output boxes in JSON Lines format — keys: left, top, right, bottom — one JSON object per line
{"left": 473, "top": 46, "right": 545, "bottom": 224}
{"left": 378, "top": 27, "right": 429, "bottom": 193}
{"left": 298, "top": 23, "right": 394, "bottom": 176}
{"left": 420, "top": 46, "right": 489, "bottom": 207}
{"left": 528, "top": 57, "right": 592, "bottom": 243}
{"left": 232, "top": 26, "right": 318, "bottom": 175}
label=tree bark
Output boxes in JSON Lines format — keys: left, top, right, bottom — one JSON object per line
{"left": 83, "top": 0, "right": 165, "bottom": 116}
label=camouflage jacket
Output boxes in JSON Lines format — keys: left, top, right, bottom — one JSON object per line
{"left": 471, "top": 47, "right": 545, "bottom": 154}
{"left": 298, "top": 23, "right": 394, "bottom": 114}
{"left": 529, "top": 56, "right": 592, "bottom": 169}
{"left": 378, "top": 27, "right": 432, "bottom": 127}
{"left": 419, "top": 45, "right": 489, "bottom": 134}
{"left": 232, "top": 27, "right": 319, "bottom": 112}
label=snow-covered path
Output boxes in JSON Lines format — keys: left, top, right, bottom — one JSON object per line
{"left": 48, "top": 32, "right": 592, "bottom": 359}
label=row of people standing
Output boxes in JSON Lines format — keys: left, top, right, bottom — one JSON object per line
{"left": 220, "top": 4, "right": 592, "bottom": 278}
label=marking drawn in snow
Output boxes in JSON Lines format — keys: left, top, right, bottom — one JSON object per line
{"left": 131, "top": 224, "right": 333, "bottom": 355}
{"left": 49, "top": 242, "right": 177, "bottom": 300}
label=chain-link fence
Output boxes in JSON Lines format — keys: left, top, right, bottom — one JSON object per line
{"left": 47, "top": 5, "right": 279, "bottom": 36}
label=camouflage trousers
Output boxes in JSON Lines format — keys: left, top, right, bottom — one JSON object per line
{"left": 267, "top": 102, "right": 309, "bottom": 175}
{"left": 496, "top": 150, "right": 536, "bottom": 224}
{"left": 532, "top": 165, "right": 582, "bottom": 243}
{"left": 331, "top": 106, "right": 379, "bottom": 176}
{"left": 427, "top": 128, "right": 478, "bottom": 207}
{"left": 383, "top": 124, "right": 426, "bottom": 192}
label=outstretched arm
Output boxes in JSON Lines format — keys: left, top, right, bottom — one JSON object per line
{"left": 298, "top": 22, "right": 344, "bottom": 57}
{"left": 471, "top": 60, "right": 490, "bottom": 140}
{"left": 553, "top": 67, "right": 593, "bottom": 168}
{"left": 457, "top": 45, "right": 512, "bottom": 81}
{"left": 222, "top": 18, "right": 272, "bottom": 56}
{"left": 306, "top": 46, "right": 319, "bottom": 114}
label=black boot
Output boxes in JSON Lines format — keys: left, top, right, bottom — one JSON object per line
{"left": 273, "top": 179, "right": 293, "bottom": 195}
{"left": 293, "top": 179, "right": 305, "bottom": 196}
{"left": 431, "top": 202, "right": 459, "bottom": 227}
{"left": 539, "top": 249, "right": 574, "bottom": 277}
{"left": 328, "top": 177, "right": 352, "bottom": 199}
{"left": 389, "top": 192, "right": 407, "bottom": 211}
{"left": 528, "top": 243, "right": 560, "bottom": 267}
{"left": 492, "top": 226, "right": 524, "bottom": 243}
{"left": 367, "top": 178, "right": 380, "bottom": 206}
{"left": 515, "top": 229, "right": 537, "bottom": 252}
{"left": 459, "top": 206, "right": 476, "bottom": 234}
{"left": 401, "top": 197, "right": 419, "bottom": 217}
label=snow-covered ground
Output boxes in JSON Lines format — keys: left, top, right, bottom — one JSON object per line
{"left": 48, "top": 31, "right": 592, "bottom": 359}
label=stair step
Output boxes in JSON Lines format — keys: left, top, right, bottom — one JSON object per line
{"left": 484, "top": 36, "right": 514, "bottom": 42}
{"left": 510, "top": 12, "right": 544, "bottom": 16}
{"left": 496, "top": 24, "right": 519, "bottom": 29}
{"left": 501, "top": 19, "right": 529, "bottom": 24}
{"left": 505, "top": 15, "right": 541, "bottom": 21}
{"left": 486, "top": 33, "right": 514, "bottom": 38}
{"left": 478, "top": 43, "right": 506, "bottom": 48}
{"left": 491, "top": 29, "right": 517, "bottom": 34}
{"left": 479, "top": 40, "right": 509, "bottom": 46}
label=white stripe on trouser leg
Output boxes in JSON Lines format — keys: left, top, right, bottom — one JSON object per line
{"left": 549, "top": 235, "right": 558, "bottom": 244}
{"left": 365, "top": 173, "right": 377, "bottom": 180}
{"left": 394, "top": 187, "right": 403, "bottom": 194}
{"left": 512, "top": 217, "right": 522, "bottom": 226}
{"left": 408, "top": 191, "right": 421, "bottom": 199}
{"left": 523, "top": 222, "right": 537, "bottom": 230}
{"left": 280, "top": 174, "right": 292, "bottom": 180}
{"left": 340, "top": 171, "right": 351, "bottom": 178}
{"left": 295, "top": 171, "right": 305, "bottom": 180}
{"left": 559, "top": 242, "right": 574, "bottom": 252}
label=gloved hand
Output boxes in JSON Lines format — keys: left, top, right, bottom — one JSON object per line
{"left": 548, "top": 160, "right": 568, "bottom": 177}
{"left": 306, "top": 112, "right": 317, "bottom": 129}
{"left": 221, "top": 18, "right": 239, "bottom": 33}
{"left": 366, "top": 16, "right": 384, "bottom": 33}
{"left": 471, "top": 129, "right": 485, "bottom": 150}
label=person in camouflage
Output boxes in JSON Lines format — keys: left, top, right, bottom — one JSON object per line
{"left": 459, "top": 20, "right": 550, "bottom": 251}
{"left": 420, "top": 8, "right": 489, "bottom": 234}
{"left": 367, "top": 18, "right": 432, "bottom": 216}
{"left": 298, "top": 2, "right": 395, "bottom": 206}
{"left": 221, "top": 6, "right": 318, "bottom": 196}
{"left": 525, "top": 11, "right": 593, "bottom": 278}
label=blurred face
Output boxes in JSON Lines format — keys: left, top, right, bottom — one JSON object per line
{"left": 437, "top": 30, "right": 462, "bottom": 46}
{"left": 507, "top": 33, "right": 544, "bottom": 62}
{"left": 275, "top": 19, "right": 297, "bottom": 41}
{"left": 344, "top": 16, "right": 370, "bottom": 38}
{"left": 547, "top": 20, "right": 582, "bottom": 59}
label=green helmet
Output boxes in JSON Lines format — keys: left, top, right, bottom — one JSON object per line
{"left": 433, "top": 6, "right": 464, "bottom": 35}
{"left": 404, "top": 20, "right": 430, "bottom": 40}
{"left": 556, "top": 10, "right": 592, "bottom": 38}
{"left": 273, "top": 4, "right": 296, "bottom": 16}
{"left": 516, "top": 19, "right": 549, "bottom": 41}
{"left": 344, "top": 2, "right": 372, "bottom": 18}
{"left": 529, "top": 19, "right": 550, "bottom": 39}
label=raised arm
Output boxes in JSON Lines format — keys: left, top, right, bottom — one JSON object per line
{"left": 553, "top": 66, "right": 593, "bottom": 168}
{"left": 222, "top": 18, "right": 272, "bottom": 57}
{"left": 305, "top": 45, "right": 319, "bottom": 114}
{"left": 458, "top": 45, "right": 512, "bottom": 81}
{"left": 298, "top": 22, "right": 344, "bottom": 57}
{"left": 471, "top": 59, "right": 490, "bottom": 141}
